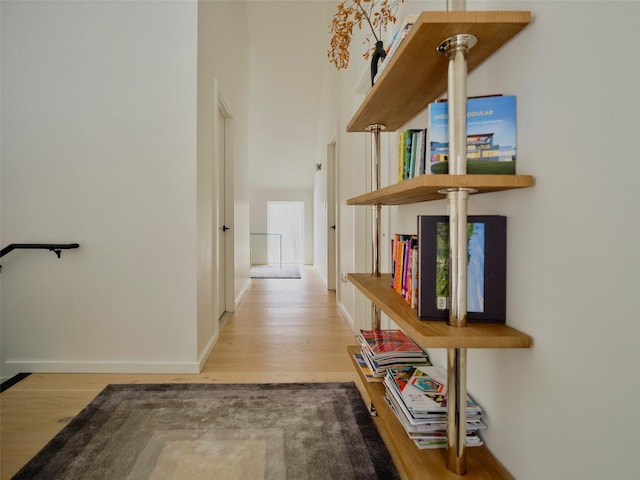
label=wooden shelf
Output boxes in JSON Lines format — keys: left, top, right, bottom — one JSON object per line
{"left": 347, "top": 10, "right": 531, "bottom": 132}
{"left": 347, "top": 274, "right": 531, "bottom": 349}
{"left": 347, "top": 174, "right": 534, "bottom": 205}
{"left": 348, "top": 346, "right": 515, "bottom": 479}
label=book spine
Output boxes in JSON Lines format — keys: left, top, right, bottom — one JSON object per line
{"left": 411, "top": 242, "right": 418, "bottom": 309}
{"left": 409, "top": 131, "right": 418, "bottom": 179}
{"left": 398, "top": 131, "right": 405, "bottom": 183}
{"left": 419, "top": 129, "right": 427, "bottom": 176}
{"left": 402, "top": 237, "right": 410, "bottom": 300}
{"left": 404, "top": 133, "right": 413, "bottom": 181}
{"left": 394, "top": 235, "right": 403, "bottom": 294}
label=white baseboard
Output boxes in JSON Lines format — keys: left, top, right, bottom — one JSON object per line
{"left": 197, "top": 324, "right": 221, "bottom": 372}
{"left": 234, "top": 278, "right": 250, "bottom": 309}
{"left": 2, "top": 359, "right": 201, "bottom": 376}
{"left": 338, "top": 301, "right": 356, "bottom": 332}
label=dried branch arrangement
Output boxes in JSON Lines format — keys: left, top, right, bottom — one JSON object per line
{"left": 328, "top": 0, "right": 405, "bottom": 69}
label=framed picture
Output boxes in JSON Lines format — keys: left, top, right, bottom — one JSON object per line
{"left": 417, "top": 215, "right": 507, "bottom": 323}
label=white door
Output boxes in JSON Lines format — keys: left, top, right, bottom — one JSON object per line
{"left": 267, "top": 202, "right": 304, "bottom": 265}
{"left": 327, "top": 140, "right": 338, "bottom": 290}
{"left": 216, "top": 106, "right": 226, "bottom": 320}
{"left": 214, "top": 80, "right": 234, "bottom": 320}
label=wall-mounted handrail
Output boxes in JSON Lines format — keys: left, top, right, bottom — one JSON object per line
{"left": 0, "top": 244, "right": 80, "bottom": 272}
{"left": 1, "top": 243, "right": 80, "bottom": 258}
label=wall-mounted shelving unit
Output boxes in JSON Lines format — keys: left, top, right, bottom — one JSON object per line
{"left": 345, "top": 10, "right": 532, "bottom": 478}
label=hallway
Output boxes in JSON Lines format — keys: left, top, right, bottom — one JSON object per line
{"left": 206, "top": 266, "right": 357, "bottom": 383}
{"left": 0, "top": 266, "right": 360, "bottom": 479}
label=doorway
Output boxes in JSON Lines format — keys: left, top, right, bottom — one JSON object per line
{"left": 216, "top": 106, "right": 226, "bottom": 320}
{"left": 326, "top": 139, "right": 338, "bottom": 290}
{"left": 267, "top": 201, "right": 304, "bottom": 265}
{"left": 214, "top": 81, "right": 233, "bottom": 321}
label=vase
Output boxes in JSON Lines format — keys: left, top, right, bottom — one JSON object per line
{"left": 370, "top": 40, "right": 386, "bottom": 86}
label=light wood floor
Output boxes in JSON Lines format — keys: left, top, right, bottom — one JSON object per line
{"left": 0, "top": 266, "right": 383, "bottom": 479}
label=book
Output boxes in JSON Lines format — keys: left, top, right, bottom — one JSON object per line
{"left": 409, "top": 130, "right": 418, "bottom": 179}
{"left": 397, "top": 129, "right": 427, "bottom": 181}
{"left": 353, "top": 352, "right": 384, "bottom": 383}
{"left": 391, "top": 234, "right": 408, "bottom": 293}
{"left": 403, "top": 131, "right": 413, "bottom": 180}
{"left": 417, "top": 215, "right": 507, "bottom": 323}
{"left": 410, "top": 130, "right": 425, "bottom": 178}
{"left": 357, "top": 329, "right": 431, "bottom": 378}
{"left": 383, "top": 365, "right": 486, "bottom": 449}
{"left": 360, "top": 347, "right": 430, "bottom": 378}
{"left": 402, "top": 235, "right": 412, "bottom": 299}
{"left": 410, "top": 242, "right": 418, "bottom": 309}
{"left": 391, "top": 234, "right": 416, "bottom": 302}
{"left": 358, "top": 329, "right": 428, "bottom": 359}
{"left": 412, "top": 433, "right": 484, "bottom": 450}
{"left": 417, "top": 129, "right": 427, "bottom": 176}
{"left": 397, "top": 131, "right": 406, "bottom": 182}
{"left": 428, "top": 95, "right": 517, "bottom": 175}
{"left": 383, "top": 383, "right": 484, "bottom": 430}
{"left": 385, "top": 365, "right": 482, "bottom": 416}
{"left": 374, "top": 14, "right": 420, "bottom": 82}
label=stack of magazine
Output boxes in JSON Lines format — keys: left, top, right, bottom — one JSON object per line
{"left": 384, "top": 364, "right": 486, "bottom": 449}
{"left": 354, "top": 329, "right": 431, "bottom": 382}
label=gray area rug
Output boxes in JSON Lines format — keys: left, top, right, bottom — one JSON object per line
{"left": 250, "top": 265, "right": 301, "bottom": 279}
{"left": 13, "top": 382, "right": 399, "bottom": 480}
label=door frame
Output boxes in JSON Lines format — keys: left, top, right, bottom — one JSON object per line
{"left": 213, "top": 79, "right": 235, "bottom": 314}
{"left": 326, "top": 135, "right": 338, "bottom": 291}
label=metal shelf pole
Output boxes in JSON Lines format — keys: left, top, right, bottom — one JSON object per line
{"left": 367, "top": 124, "right": 385, "bottom": 330}
{"left": 437, "top": 33, "right": 477, "bottom": 475}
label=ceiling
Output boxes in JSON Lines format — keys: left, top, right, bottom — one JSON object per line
{"left": 246, "top": 1, "right": 334, "bottom": 194}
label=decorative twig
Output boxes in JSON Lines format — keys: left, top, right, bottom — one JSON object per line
{"left": 328, "top": 0, "right": 405, "bottom": 70}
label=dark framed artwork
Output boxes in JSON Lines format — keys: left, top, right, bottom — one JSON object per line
{"left": 417, "top": 215, "right": 507, "bottom": 323}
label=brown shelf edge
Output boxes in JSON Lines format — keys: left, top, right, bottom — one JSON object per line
{"left": 348, "top": 273, "right": 531, "bottom": 349}
{"left": 348, "top": 346, "right": 515, "bottom": 479}
{"left": 347, "top": 10, "right": 532, "bottom": 132}
{"left": 347, "top": 174, "right": 534, "bottom": 206}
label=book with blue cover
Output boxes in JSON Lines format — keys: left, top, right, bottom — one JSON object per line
{"left": 428, "top": 95, "right": 517, "bottom": 174}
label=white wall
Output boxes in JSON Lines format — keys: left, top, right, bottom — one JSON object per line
{"left": 313, "top": 157, "right": 328, "bottom": 281}
{"left": 313, "top": 21, "right": 347, "bottom": 291}
{"left": 249, "top": 189, "right": 314, "bottom": 265}
{"left": 196, "top": 0, "right": 251, "bottom": 366}
{"left": 0, "top": 1, "right": 199, "bottom": 376}
{"left": 0, "top": 0, "right": 252, "bottom": 378}
{"left": 246, "top": 2, "right": 329, "bottom": 267}
{"left": 324, "top": 0, "right": 640, "bottom": 478}
{"left": 462, "top": 3, "right": 638, "bottom": 478}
